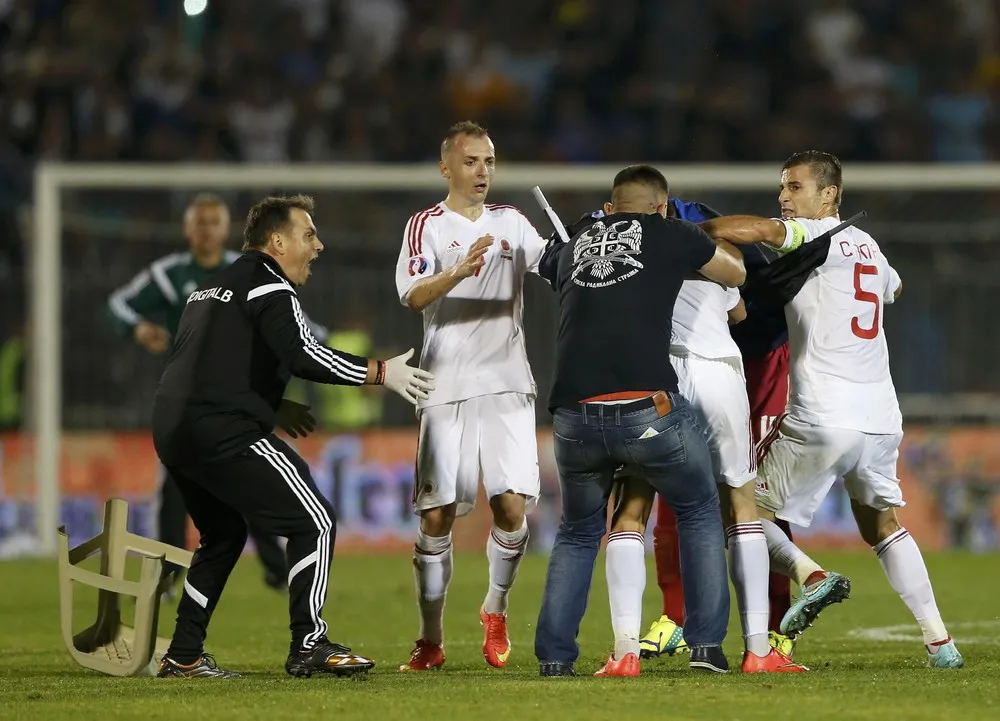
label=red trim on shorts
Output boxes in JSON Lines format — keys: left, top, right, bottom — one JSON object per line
{"left": 755, "top": 412, "right": 788, "bottom": 465}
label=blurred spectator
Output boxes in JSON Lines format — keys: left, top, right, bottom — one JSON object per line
{"left": 2, "top": 0, "right": 999, "bottom": 430}
{"left": 227, "top": 81, "right": 296, "bottom": 163}
{"left": 0, "top": 0, "right": 994, "bottom": 168}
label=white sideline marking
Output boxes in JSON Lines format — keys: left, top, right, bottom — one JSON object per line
{"left": 847, "top": 620, "right": 1000, "bottom": 646}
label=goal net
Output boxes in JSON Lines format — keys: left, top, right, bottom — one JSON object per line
{"left": 4, "top": 162, "right": 1000, "bottom": 557}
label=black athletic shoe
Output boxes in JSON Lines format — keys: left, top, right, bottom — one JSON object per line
{"left": 263, "top": 571, "right": 287, "bottom": 593}
{"left": 157, "top": 653, "right": 241, "bottom": 678}
{"left": 285, "top": 638, "right": 376, "bottom": 678}
{"left": 156, "top": 572, "right": 181, "bottom": 604}
{"left": 689, "top": 646, "right": 729, "bottom": 674}
{"left": 539, "top": 661, "right": 576, "bottom": 677}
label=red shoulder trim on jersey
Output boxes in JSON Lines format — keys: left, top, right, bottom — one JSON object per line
{"left": 407, "top": 206, "right": 445, "bottom": 256}
{"left": 486, "top": 203, "right": 530, "bottom": 221}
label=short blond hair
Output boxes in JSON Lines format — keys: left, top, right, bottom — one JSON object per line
{"left": 440, "top": 120, "right": 489, "bottom": 158}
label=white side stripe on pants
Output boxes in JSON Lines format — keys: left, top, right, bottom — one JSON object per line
{"left": 251, "top": 439, "right": 333, "bottom": 649}
{"left": 288, "top": 551, "right": 318, "bottom": 586}
{"left": 184, "top": 578, "right": 209, "bottom": 608}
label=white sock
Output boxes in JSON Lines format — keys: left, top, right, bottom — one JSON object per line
{"left": 761, "top": 517, "right": 824, "bottom": 587}
{"left": 414, "top": 530, "right": 453, "bottom": 645}
{"left": 874, "top": 528, "right": 949, "bottom": 646}
{"left": 483, "top": 520, "right": 529, "bottom": 614}
{"left": 727, "top": 521, "right": 771, "bottom": 657}
{"left": 606, "top": 531, "right": 646, "bottom": 660}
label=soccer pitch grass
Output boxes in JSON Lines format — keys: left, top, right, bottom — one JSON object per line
{"left": 2, "top": 551, "right": 998, "bottom": 721}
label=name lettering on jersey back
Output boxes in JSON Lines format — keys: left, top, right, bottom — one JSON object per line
{"left": 186, "top": 287, "right": 233, "bottom": 304}
{"left": 839, "top": 240, "right": 878, "bottom": 260}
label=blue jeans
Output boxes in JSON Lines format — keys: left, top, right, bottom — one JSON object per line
{"left": 534, "top": 392, "right": 730, "bottom": 665}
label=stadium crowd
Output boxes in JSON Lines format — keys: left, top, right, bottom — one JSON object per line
{"left": 0, "top": 0, "right": 998, "bottom": 174}
{"left": 0, "top": 0, "right": 999, "bottom": 431}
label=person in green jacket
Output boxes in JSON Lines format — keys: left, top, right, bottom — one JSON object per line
{"left": 106, "top": 193, "right": 329, "bottom": 597}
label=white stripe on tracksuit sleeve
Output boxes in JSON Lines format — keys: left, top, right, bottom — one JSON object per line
{"left": 251, "top": 287, "right": 368, "bottom": 386}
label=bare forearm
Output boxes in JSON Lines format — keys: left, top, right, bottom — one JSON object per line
{"left": 699, "top": 216, "right": 786, "bottom": 248}
{"left": 715, "top": 238, "right": 744, "bottom": 263}
{"left": 405, "top": 268, "right": 464, "bottom": 312}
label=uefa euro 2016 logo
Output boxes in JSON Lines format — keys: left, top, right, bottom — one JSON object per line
{"left": 408, "top": 255, "right": 429, "bottom": 276}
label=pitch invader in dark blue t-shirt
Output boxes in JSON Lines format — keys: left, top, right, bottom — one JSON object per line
{"left": 538, "top": 198, "right": 799, "bottom": 661}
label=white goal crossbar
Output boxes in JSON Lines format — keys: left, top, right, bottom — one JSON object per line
{"left": 29, "top": 162, "right": 1000, "bottom": 555}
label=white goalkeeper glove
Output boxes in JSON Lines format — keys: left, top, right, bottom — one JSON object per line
{"left": 380, "top": 348, "right": 435, "bottom": 405}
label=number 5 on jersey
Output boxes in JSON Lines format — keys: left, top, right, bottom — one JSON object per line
{"left": 852, "top": 262, "right": 880, "bottom": 340}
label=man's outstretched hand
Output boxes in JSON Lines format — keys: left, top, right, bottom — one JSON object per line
{"left": 276, "top": 399, "right": 316, "bottom": 439}
{"left": 383, "top": 348, "right": 435, "bottom": 405}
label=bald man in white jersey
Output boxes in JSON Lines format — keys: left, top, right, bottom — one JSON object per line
{"left": 701, "top": 150, "right": 963, "bottom": 670}
{"left": 394, "top": 121, "right": 548, "bottom": 672}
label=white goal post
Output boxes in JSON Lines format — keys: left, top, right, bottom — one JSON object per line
{"left": 28, "top": 161, "right": 1000, "bottom": 555}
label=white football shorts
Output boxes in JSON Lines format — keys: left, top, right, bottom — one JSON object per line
{"left": 673, "top": 353, "right": 756, "bottom": 488}
{"left": 755, "top": 413, "right": 904, "bottom": 527}
{"left": 414, "top": 392, "right": 539, "bottom": 517}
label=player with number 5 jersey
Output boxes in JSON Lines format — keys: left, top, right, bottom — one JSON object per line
{"left": 700, "top": 151, "right": 963, "bottom": 670}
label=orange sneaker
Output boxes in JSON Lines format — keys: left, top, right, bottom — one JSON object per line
{"left": 480, "top": 610, "right": 512, "bottom": 668}
{"left": 594, "top": 652, "right": 640, "bottom": 677}
{"left": 741, "top": 648, "right": 808, "bottom": 673}
{"left": 399, "top": 639, "right": 445, "bottom": 671}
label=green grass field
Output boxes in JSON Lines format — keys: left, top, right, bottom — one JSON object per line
{"left": 1, "top": 551, "right": 998, "bottom": 721}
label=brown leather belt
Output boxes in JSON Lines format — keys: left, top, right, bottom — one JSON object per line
{"left": 579, "top": 390, "right": 673, "bottom": 418}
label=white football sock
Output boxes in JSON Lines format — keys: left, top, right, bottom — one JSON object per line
{"left": 874, "top": 528, "right": 949, "bottom": 646}
{"left": 483, "top": 520, "right": 529, "bottom": 614}
{"left": 413, "top": 529, "right": 453, "bottom": 645}
{"left": 761, "top": 517, "right": 824, "bottom": 587}
{"left": 727, "top": 522, "right": 771, "bottom": 657}
{"left": 606, "top": 531, "right": 646, "bottom": 660}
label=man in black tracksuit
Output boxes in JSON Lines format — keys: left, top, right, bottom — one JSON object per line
{"left": 152, "top": 194, "right": 434, "bottom": 679}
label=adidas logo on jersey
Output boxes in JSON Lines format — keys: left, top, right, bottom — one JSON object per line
{"left": 446, "top": 240, "right": 463, "bottom": 254}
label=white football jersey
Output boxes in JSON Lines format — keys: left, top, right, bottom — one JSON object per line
{"left": 395, "top": 202, "right": 547, "bottom": 408}
{"left": 670, "top": 279, "right": 742, "bottom": 360}
{"left": 782, "top": 216, "right": 903, "bottom": 434}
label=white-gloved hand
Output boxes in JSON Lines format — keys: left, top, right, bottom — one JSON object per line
{"left": 382, "top": 348, "right": 435, "bottom": 405}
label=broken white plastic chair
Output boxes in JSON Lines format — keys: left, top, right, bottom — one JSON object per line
{"left": 57, "top": 498, "right": 193, "bottom": 676}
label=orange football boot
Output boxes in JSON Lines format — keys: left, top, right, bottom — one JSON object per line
{"left": 480, "top": 610, "right": 512, "bottom": 668}
{"left": 399, "top": 639, "right": 445, "bottom": 671}
{"left": 742, "top": 648, "right": 808, "bottom": 673}
{"left": 594, "top": 652, "right": 640, "bottom": 677}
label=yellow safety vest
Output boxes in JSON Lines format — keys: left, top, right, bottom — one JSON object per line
{"left": 0, "top": 336, "right": 24, "bottom": 428}
{"left": 284, "top": 330, "right": 383, "bottom": 430}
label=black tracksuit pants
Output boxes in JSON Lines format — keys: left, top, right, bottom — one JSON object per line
{"left": 159, "top": 467, "right": 288, "bottom": 584}
{"left": 163, "top": 434, "right": 336, "bottom": 662}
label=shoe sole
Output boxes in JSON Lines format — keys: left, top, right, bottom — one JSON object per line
{"left": 286, "top": 662, "right": 375, "bottom": 678}
{"left": 157, "top": 672, "right": 242, "bottom": 678}
{"left": 780, "top": 575, "right": 851, "bottom": 636}
{"left": 689, "top": 661, "right": 729, "bottom": 674}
